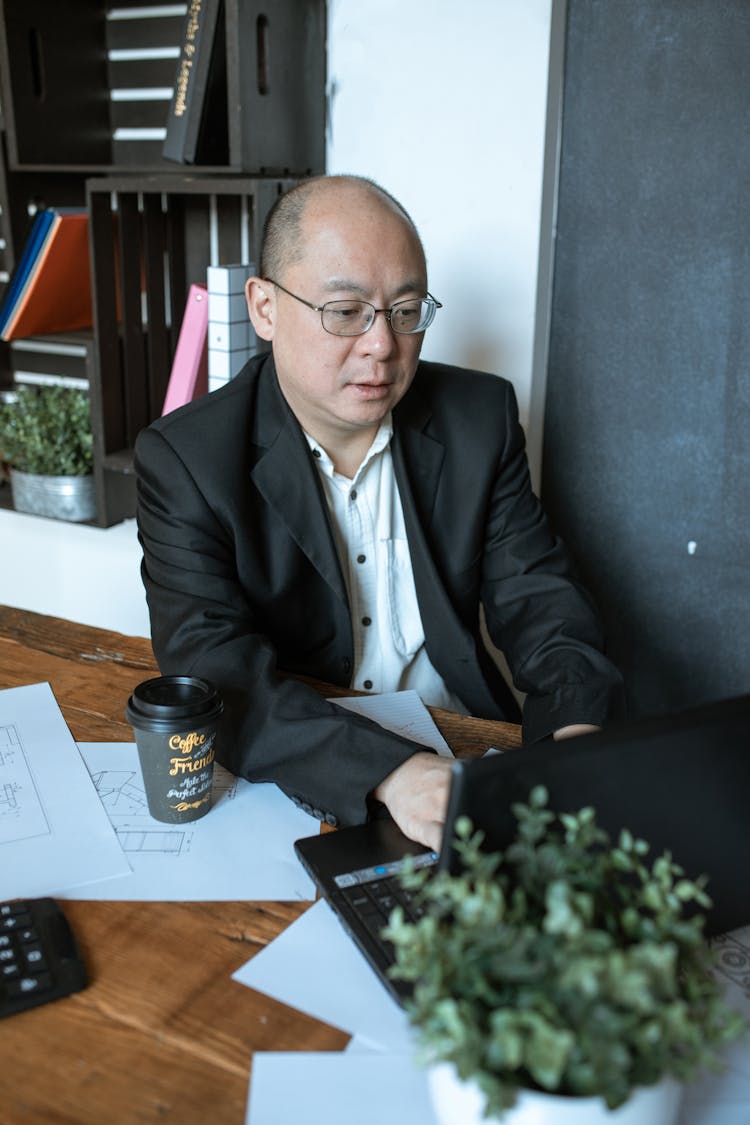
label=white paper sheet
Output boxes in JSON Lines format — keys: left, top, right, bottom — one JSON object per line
{"left": 233, "top": 897, "right": 413, "bottom": 1050}
{"left": 678, "top": 924, "right": 750, "bottom": 1124}
{"left": 0, "top": 683, "right": 131, "bottom": 900}
{"left": 246, "top": 1051, "right": 437, "bottom": 1125}
{"left": 241, "top": 925, "right": 750, "bottom": 1125}
{"left": 59, "top": 743, "right": 318, "bottom": 901}
{"left": 235, "top": 905, "right": 749, "bottom": 1123}
{"left": 332, "top": 690, "right": 454, "bottom": 756}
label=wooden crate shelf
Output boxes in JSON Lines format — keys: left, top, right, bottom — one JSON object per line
{"left": 0, "top": 1, "right": 326, "bottom": 176}
{"left": 87, "top": 174, "right": 294, "bottom": 526}
{"left": 0, "top": 1, "right": 322, "bottom": 526}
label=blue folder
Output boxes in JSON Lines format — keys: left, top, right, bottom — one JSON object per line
{"left": 0, "top": 210, "right": 56, "bottom": 335}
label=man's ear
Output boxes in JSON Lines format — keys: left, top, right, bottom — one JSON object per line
{"left": 246, "top": 277, "right": 275, "bottom": 341}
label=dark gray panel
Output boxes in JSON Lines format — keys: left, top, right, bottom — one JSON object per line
{"left": 542, "top": 0, "right": 750, "bottom": 717}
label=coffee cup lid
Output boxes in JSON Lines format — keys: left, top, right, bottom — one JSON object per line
{"left": 126, "top": 676, "right": 223, "bottom": 730}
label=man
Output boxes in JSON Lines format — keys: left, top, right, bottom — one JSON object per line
{"left": 135, "top": 175, "right": 623, "bottom": 851}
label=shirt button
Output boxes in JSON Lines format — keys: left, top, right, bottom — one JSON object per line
{"left": 312, "top": 448, "right": 321, "bottom": 458}
{"left": 362, "top": 616, "right": 371, "bottom": 627}
{"left": 357, "top": 554, "right": 366, "bottom": 564}
{"left": 363, "top": 679, "right": 373, "bottom": 690}
{"left": 349, "top": 489, "right": 358, "bottom": 501}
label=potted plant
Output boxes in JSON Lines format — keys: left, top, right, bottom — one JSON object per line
{"left": 0, "top": 383, "right": 95, "bottom": 521}
{"left": 385, "top": 786, "right": 744, "bottom": 1125}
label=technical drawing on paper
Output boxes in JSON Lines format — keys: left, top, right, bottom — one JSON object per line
{"left": 89, "top": 763, "right": 240, "bottom": 857}
{"left": 713, "top": 929, "right": 750, "bottom": 1000}
{"left": 0, "top": 722, "right": 51, "bottom": 846}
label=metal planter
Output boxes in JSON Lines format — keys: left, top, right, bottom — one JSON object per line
{"left": 10, "top": 468, "right": 96, "bottom": 523}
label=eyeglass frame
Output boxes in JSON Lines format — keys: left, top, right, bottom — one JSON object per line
{"left": 265, "top": 278, "right": 443, "bottom": 336}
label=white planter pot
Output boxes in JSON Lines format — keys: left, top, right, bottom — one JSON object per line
{"left": 10, "top": 468, "right": 96, "bottom": 522}
{"left": 427, "top": 1063, "right": 683, "bottom": 1125}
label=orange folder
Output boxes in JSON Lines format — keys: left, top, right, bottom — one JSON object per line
{"left": 1, "top": 211, "right": 92, "bottom": 341}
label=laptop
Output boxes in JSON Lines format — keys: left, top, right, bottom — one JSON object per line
{"left": 295, "top": 694, "right": 750, "bottom": 1002}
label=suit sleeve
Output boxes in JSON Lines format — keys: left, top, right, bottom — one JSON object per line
{"left": 479, "top": 385, "right": 625, "bottom": 742}
{"left": 134, "top": 425, "right": 429, "bottom": 828}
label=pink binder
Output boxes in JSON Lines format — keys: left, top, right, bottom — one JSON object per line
{"left": 161, "top": 284, "right": 209, "bottom": 415}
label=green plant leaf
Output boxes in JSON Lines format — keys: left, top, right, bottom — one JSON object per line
{"left": 0, "top": 385, "right": 93, "bottom": 475}
{"left": 387, "top": 788, "right": 745, "bottom": 1109}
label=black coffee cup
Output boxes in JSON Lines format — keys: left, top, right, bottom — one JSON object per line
{"left": 125, "top": 676, "right": 224, "bottom": 824}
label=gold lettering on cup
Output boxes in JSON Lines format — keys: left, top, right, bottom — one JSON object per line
{"left": 170, "top": 795, "right": 211, "bottom": 812}
{"left": 167, "top": 730, "right": 216, "bottom": 776}
{"left": 169, "top": 731, "right": 207, "bottom": 753}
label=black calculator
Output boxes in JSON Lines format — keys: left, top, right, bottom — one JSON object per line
{"left": 0, "top": 897, "right": 88, "bottom": 1019}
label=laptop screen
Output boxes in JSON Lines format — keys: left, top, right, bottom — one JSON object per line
{"left": 440, "top": 694, "right": 750, "bottom": 936}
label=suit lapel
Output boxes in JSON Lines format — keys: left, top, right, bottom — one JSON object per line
{"left": 392, "top": 395, "right": 455, "bottom": 620}
{"left": 249, "top": 358, "right": 349, "bottom": 606}
{"left": 391, "top": 388, "right": 444, "bottom": 528}
{"left": 393, "top": 387, "right": 513, "bottom": 719}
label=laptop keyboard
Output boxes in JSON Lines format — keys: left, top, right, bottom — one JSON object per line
{"left": 338, "top": 869, "right": 431, "bottom": 964}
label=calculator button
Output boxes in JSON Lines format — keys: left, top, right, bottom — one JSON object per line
{"left": 2, "top": 913, "right": 32, "bottom": 930}
{"left": 0, "top": 935, "right": 12, "bottom": 949}
{"left": 24, "top": 946, "right": 47, "bottom": 968}
{"left": 8, "top": 973, "right": 52, "bottom": 997}
{"left": 1, "top": 963, "right": 20, "bottom": 979}
{"left": 0, "top": 949, "right": 16, "bottom": 962}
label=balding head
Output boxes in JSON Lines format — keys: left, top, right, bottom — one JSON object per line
{"left": 245, "top": 173, "right": 431, "bottom": 468}
{"left": 260, "top": 175, "right": 425, "bottom": 281}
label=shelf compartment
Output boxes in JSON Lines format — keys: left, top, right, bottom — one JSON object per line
{"left": 0, "top": 0, "right": 326, "bottom": 175}
{"left": 87, "top": 173, "right": 294, "bottom": 526}
{"left": 0, "top": 1, "right": 185, "bottom": 170}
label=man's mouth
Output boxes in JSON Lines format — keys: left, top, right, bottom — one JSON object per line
{"left": 348, "top": 380, "right": 392, "bottom": 398}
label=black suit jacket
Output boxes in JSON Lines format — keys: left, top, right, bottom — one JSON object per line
{"left": 135, "top": 354, "right": 623, "bottom": 826}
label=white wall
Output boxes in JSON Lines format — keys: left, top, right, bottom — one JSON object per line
{"left": 0, "top": 508, "right": 150, "bottom": 635}
{"left": 327, "top": 0, "right": 554, "bottom": 443}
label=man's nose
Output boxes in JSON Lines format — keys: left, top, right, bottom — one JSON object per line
{"left": 359, "top": 308, "right": 396, "bottom": 353}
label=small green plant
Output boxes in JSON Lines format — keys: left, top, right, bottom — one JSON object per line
{"left": 385, "top": 786, "right": 745, "bottom": 1119}
{"left": 0, "top": 384, "right": 93, "bottom": 475}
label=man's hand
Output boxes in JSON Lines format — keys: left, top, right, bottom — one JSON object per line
{"left": 372, "top": 751, "right": 453, "bottom": 852}
{"left": 552, "top": 723, "right": 601, "bottom": 741}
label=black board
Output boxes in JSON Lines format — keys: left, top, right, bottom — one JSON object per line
{"left": 542, "top": 0, "right": 750, "bottom": 718}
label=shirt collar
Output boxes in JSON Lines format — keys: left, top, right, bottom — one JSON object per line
{"left": 304, "top": 415, "right": 393, "bottom": 483}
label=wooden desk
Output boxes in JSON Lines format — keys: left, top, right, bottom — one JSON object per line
{"left": 0, "top": 607, "right": 521, "bottom": 1124}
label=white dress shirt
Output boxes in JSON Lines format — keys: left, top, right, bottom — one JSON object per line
{"left": 305, "top": 417, "right": 467, "bottom": 712}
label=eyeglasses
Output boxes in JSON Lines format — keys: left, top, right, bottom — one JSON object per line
{"left": 267, "top": 279, "right": 443, "bottom": 336}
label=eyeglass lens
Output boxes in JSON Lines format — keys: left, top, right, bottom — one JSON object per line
{"left": 321, "top": 297, "right": 436, "bottom": 336}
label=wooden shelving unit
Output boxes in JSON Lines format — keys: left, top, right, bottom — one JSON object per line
{"left": 0, "top": 0, "right": 326, "bottom": 525}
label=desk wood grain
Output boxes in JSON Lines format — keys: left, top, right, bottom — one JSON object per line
{"left": 0, "top": 607, "right": 521, "bottom": 1124}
